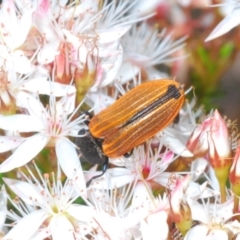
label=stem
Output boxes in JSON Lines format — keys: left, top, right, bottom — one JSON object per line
{"left": 231, "top": 184, "right": 240, "bottom": 220}
{"left": 214, "top": 166, "right": 230, "bottom": 204}
{"left": 233, "top": 195, "right": 239, "bottom": 220}
{"left": 219, "top": 181, "right": 226, "bottom": 203}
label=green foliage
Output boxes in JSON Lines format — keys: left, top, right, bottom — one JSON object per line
{"left": 188, "top": 41, "right": 236, "bottom": 112}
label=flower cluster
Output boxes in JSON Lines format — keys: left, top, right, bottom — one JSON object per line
{"left": 0, "top": 0, "right": 240, "bottom": 239}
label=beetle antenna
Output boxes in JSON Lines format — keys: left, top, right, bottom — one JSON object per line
{"left": 86, "top": 158, "right": 109, "bottom": 187}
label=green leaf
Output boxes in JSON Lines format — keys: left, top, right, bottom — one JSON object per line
{"left": 220, "top": 43, "right": 234, "bottom": 59}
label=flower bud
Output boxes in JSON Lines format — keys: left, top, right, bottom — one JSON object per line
{"left": 170, "top": 175, "right": 192, "bottom": 236}
{"left": 74, "top": 55, "right": 96, "bottom": 106}
{"left": 204, "top": 110, "right": 232, "bottom": 203}
{"left": 186, "top": 110, "right": 232, "bottom": 166}
{"left": 207, "top": 110, "right": 231, "bottom": 168}
{"left": 186, "top": 117, "right": 212, "bottom": 158}
{"left": 229, "top": 147, "right": 240, "bottom": 196}
{"left": 55, "top": 43, "right": 72, "bottom": 85}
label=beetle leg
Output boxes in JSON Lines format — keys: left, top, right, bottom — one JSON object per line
{"left": 123, "top": 149, "right": 133, "bottom": 158}
{"left": 86, "top": 158, "right": 109, "bottom": 187}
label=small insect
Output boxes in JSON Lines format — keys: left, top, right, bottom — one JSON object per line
{"left": 76, "top": 79, "right": 185, "bottom": 186}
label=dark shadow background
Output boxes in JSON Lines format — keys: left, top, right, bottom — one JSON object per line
{"left": 213, "top": 54, "right": 240, "bottom": 126}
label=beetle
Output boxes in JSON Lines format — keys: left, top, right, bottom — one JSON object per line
{"left": 75, "top": 79, "right": 185, "bottom": 186}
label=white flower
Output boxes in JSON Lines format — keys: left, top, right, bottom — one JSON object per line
{"left": 0, "top": 65, "right": 76, "bottom": 115}
{"left": 2, "top": 165, "right": 94, "bottom": 240}
{"left": 86, "top": 183, "right": 170, "bottom": 239}
{"left": 90, "top": 45, "right": 124, "bottom": 88}
{"left": 86, "top": 184, "right": 142, "bottom": 239}
{"left": 184, "top": 198, "right": 236, "bottom": 240}
{"left": 95, "top": 0, "right": 139, "bottom": 43}
{"left": 95, "top": 0, "right": 156, "bottom": 46}
{"left": 118, "top": 22, "right": 187, "bottom": 83}
{"left": 205, "top": 1, "right": 240, "bottom": 41}
{"left": 89, "top": 184, "right": 170, "bottom": 239}
{"left": 0, "top": 89, "right": 85, "bottom": 186}
{"left": 170, "top": 175, "right": 218, "bottom": 220}
{"left": 0, "top": 0, "right": 35, "bottom": 74}
{"left": 34, "top": 0, "right": 152, "bottom": 88}
{"left": 131, "top": 184, "right": 170, "bottom": 240}
{"left": 34, "top": 0, "right": 98, "bottom": 65}
{"left": 0, "top": 186, "right": 7, "bottom": 236}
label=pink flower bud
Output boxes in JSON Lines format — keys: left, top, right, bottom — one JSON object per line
{"left": 170, "top": 175, "right": 192, "bottom": 236}
{"left": 186, "top": 110, "right": 232, "bottom": 165}
{"left": 207, "top": 110, "right": 231, "bottom": 168}
{"left": 186, "top": 115, "right": 214, "bottom": 158}
{"left": 187, "top": 110, "right": 232, "bottom": 203}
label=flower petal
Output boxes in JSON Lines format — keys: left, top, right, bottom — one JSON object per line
{"left": 139, "top": 0, "right": 162, "bottom": 15}
{"left": 191, "top": 158, "right": 208, "bottom": 181}
{"left": 100, "top": 46, "right": 123, "bottom": 87}
{"left": 12, "top": 50, "right": 34, "bottom": 74}
{"left": 154, "top": 172, "right": 175, "bottom": 188}
{"left": 67, "top": 205, "right": 94, "bottom": 222}
{"left": 87, "top": 167, "right": 134, "bottom": 189}
{"left": 116, "top": 61, "right": 140, "bottom": 84}
{"left": 0, "top": 115, "right": 43, "bottom": 132}
{"left": 86, "top": 92, "right": 115, "bottom": 114}
{"left": 132, "top": 182, "right": 151, "bottom": 208}
{"left": 0, "top": 136, "right": 25, "bottom": 153}
{"left": 161, "top": 128, "right": 193, "bottom": 157}
{"left": 0, "top": 186, "right": 7, "bottom": 228}
{"left": 141, "top": 211, "right": 168, "bottom": 240}
{"left": 184, "top": 225, "right": 207, "bottom": 240}
{"left": 19, "top": 79, "right": 76, "bottom": 96}
{"left": 92, "top": 212, "right": 127, "bottom": 239}
{"left": 0, "top": 134, "right": 49, "bottom": 173}
{"left": 28, "top": 228, "right": 50, "bottom": 240}
{"left": 49, "top": 215, "right": 75, "bottom": 240}
{"left": 3, "top": 178, "right": 44, "bottom": 205}
{"left": 37, "top": 41, "right": 60, "bottom": 64}
{"left": 190, "top": 201, "right": 208, "bottom": 223}
{"left": 3, "top": 210, "right": 48, "bottom": 240}
{"left": 15, "top": 91, "right": 45, "bottom": 116}
{"left": 205, "top": 8, "right": 240, "bottom": 41}
{"left": 56, "top": 93, "right": 76, "bottom": 118}
{"left": 98, "top": 25, "right": 131, "bottom": 43}
{"left": 55, "top": 139, "right": 82, "bottom": 179}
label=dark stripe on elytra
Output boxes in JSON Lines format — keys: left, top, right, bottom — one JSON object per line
{"left": 121, "top": 85, "right": 181, "bottom": 128}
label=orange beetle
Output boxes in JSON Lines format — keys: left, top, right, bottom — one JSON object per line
{"left": 76, "top": 79, "right": 184, "bottom": 186}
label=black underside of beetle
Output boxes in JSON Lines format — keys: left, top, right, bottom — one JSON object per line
{"left": 76, "top": 127, "right": 109, "bottom": 187}
{"left": 76, "top": 128, "right": 107, "bottom": 165}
